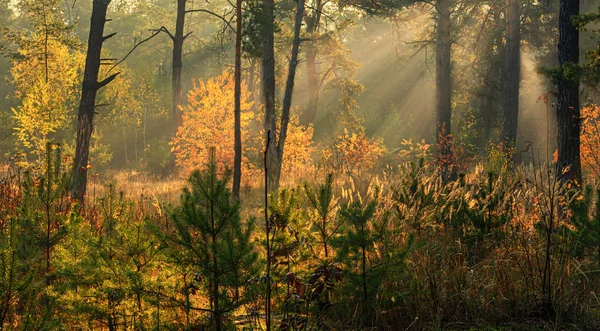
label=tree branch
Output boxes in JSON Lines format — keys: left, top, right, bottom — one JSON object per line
{"left": 185, "top": 9, "right": 236, "bottom": 34}
{"left": 103, "top": 32, "right": 117, "bottom": 41}
{"left": 97, "top": 73, "right": 119, "bottom": 89}
{"left": 106, "top": 29, "right": 165, "bottom": 74}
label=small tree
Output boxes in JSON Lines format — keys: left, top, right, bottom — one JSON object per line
{"left": 335, "top": 189, "right": 390, "bottom": 305}
{"left": 172, "top": 71, "right": 254, "bottom": 175}
{"left": 304, "top": 174, "right": 341, "bottom": 259}
{"left": 0, "top": 143, "right": 74, "bottom": 329}
{"left": 158, "top": 150, "right": 258, "bottom": 330}
{"left": 569, "top": 186, "right": 600, "bottom": 267}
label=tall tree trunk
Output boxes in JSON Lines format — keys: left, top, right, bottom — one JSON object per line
{"left": 170, "top": 0, "right": 186, "bottom": 173}
{"left": 502, "top": 0, "right": 521, "bottom": 157}
{"left": 276, "top": 0, "right": 305, "bottom": 183}
{"left": 261, "top": 1, "right": 305, "bottom": 326}
{"left": 263, "top": 0, "right": 305, "bottom": 193}
{"left": 262, "top": 0, "right": 278, "bottom": 195}
{"left": 299, "top": 0, "right": 322, "bottom": 126}
{"left": 556, "top": 0, "right": 581, "bottom": 183}
{"left": 261, "top": 0, "right": 276, "bottom": 326}
{"left": 482, "top": 4, "right": 505, "bottom": 146}
{"left": 233, "top": 0, "right": 242, "bottom": 201}
{"left": 435, "top": 0, "right": 452, "bottom": 179}
{"left": 71, "top": 0, "right": 118, "bottom": 201}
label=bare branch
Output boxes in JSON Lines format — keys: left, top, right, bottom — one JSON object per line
{"left": 97, "top": 72, "right": 119, "bottom": 89}
{"left": 106, "top": 29, "right": 165, "bottom": 74}
{"left": 103, "top": 32, "right": 117, "bottom": 41}
{"left": 185, "top": 9, "right": 236, "bottom": 34}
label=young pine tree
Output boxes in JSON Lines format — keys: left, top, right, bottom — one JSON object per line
{"left": 304, "top": 174, "right": 341, "bottom": 260}
{"left": 570, "top": 186, "right": 600, "bottom": 267}
{"left": 335, "top": 189, "right": 390, "bottom": 306}
{"left": 157, "top": 150, "right": 258, "bottom": 330}
{"left": 0, "top": 143, "right": 74, "bottom": 329}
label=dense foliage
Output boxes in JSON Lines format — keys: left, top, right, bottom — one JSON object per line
{"left": 1, "top": 147, "right": 600, "bottom": 329}
{"left": 1, "top": 0, "right": 600, "bottom": 330}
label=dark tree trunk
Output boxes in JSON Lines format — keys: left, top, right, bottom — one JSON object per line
{"left": 299, "top": 0, "right": 323, "bottom": 126}
{"left": 71, "top": 0, "right": 118, "bottom": 201}
{"left": 502, "top": 0, "right": 521, "bottom": 156}
{"left": 233, "top": 0, "right": 242, "bottom": 201}
{"left": 170, "top": 0, "right": 186, "bottom": 173}
{"left": 435, "top": 0, "right": 452, "bottom": 178}
{"left": 262, "top": 0, "right": 278, "bottom": 195}
{"left": 556, "top": 0, "right": 581, "bottom": 183}
{"left": 262, "top": 0, "right": 305, "bottom": 193}
{"left": 261, "top": 0, "right": 276, "bottom": 326}
{"left": 482, "top": 4, "right": 505, "bottom": 146}
{"left": 276, "top": 0, "right": 305, "bottom": 183}
{"left": 173, "top": 0, "right": 185, "bottom": 132}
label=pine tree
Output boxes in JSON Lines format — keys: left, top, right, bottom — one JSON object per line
{"left": 335, "top": 189, "right": 390, "bottom": 305}
{"left": 304, "top": 174, "right": 341, "bottom": 259}
{"left": 157, "top": 149, "right": 258, "bottom": 330}
{"left": 0, "top": 143, "right": 74, "bottom": 329}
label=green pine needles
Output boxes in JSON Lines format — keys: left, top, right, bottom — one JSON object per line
{"left": 156, "top": 149, "right": 258, "bottom": 330}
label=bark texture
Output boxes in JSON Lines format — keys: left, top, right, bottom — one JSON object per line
{"left": 262, "top": 0, "right": 305, "bottom": 193}
{"left": 233, "top": 0, "right": 242, "bottom": 201}
{"left": 435, "top": 0, "right": 453, "bottom": 179}
{"left": 502, "top": 0, "right": 521, "bottom": 155}
{"left": 557, "top": 0, "right": 581, "bottom": 183}
{"left": 299, "top": 0, "right": 323, "bottom": 126}
{"left": 72, "top": 0, "right": 117, "bottom": 201}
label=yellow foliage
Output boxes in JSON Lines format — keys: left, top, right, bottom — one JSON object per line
{"left": 581, "top": 104, "right": 600, "bottom": 182}
{"left": 172, "top": 71, "right": 316, "bottom": 185}
{"left": 10, "top": 36, "right": 84, "bottom": 160}
{"left": 172, "top": 71, "right": 254, "bottom": 175}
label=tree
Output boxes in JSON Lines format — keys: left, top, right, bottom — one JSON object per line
{"left": 333, "top": 187, "right": 405, "bottom": 318}
{"left": 435, "top": 0, "right": 453, "bottom": 179}
{"left": 172, "top": 69, "right": 314, "bottom": 184}
{"left": 72, "top": 0, "right": 119, "bottom": 201}
{"left": 299, "top": 0, "right": 325, "bottom": 126}
{"left": 169, "top": 0, "right": 186, "bottom": 168}
{"left": 172, "top": 71, "right": 254, "bottom": 175}
{"left": 234, "top": 0, "right": 243, "bottom": 201}
{"left": 304, "top": 174, "right": 341, "bottom": 259}
{"left": 556, "top": 0, "right": 581, "bottom": 183}
{"left": 502, "top": 0, "right": 521, "bottom": 156}
{"left": 7, "top": 0, "right": 82, "bottom": 162}
{"left": 262, "top": 0, "right": 306, "bottom": 193}
{"left": 156, "top": 0, "right": 235, "bottom": 174}
{"left": 157, "top": 150, "right": 258, "bottom": 330}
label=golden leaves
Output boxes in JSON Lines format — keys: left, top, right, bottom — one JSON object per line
{"left": 172, "top": 71, "right": 255, "bottom": 175}
{"left": 580, "top": 104, "right": 600, "bottom": 181}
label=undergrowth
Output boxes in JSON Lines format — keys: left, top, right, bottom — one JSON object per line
{"left": 1, "top": 146, "right": 600, "bottom": 330}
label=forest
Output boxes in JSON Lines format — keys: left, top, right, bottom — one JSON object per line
{"left": 1, "top": 0, "right": 600, "bottom": 329}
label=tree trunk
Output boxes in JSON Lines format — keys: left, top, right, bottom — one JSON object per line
{"left": 299, "top": 0, "right": 322, "bottom": 126}
{"left": 262, "top": 0, "right": 278, "bottom": 195}
{"left": 261, "top": 0, "right": 276, "bottom": 326}
{"left": 435, "top": 0, "right": 452, "bottom": 179}
{"left": 276, "top": 0, "right": 305, "bottom": 184}
{"left": 71, "top": 0, "right": 118, "bottom": 201}
{"left": 502, "top": 0, "right": 521, "bottom": 157}
{"left": 557, "top": 0, "right": 581, "bottom": 183}
{"left": 233, "top": 0, "right": 242, "bottom": 201}
{"left": 482, "top": 4, "right": 505, "bottom": 146}
{"left": 170, "top": 0, "right": 186, "bottom": 174}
